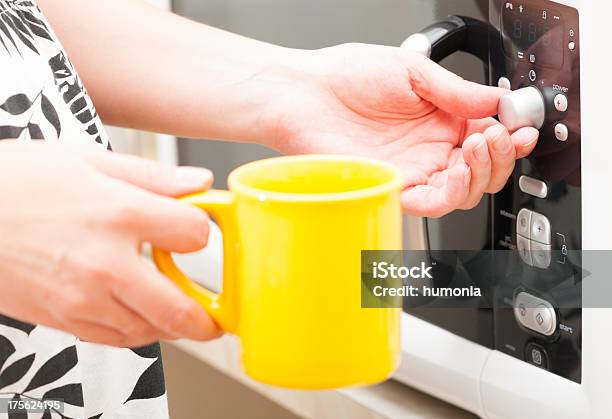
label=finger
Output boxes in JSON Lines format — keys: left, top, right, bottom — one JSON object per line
{"left": 460, "top": 133, "right": 491, "bottom": 209}
{"left": 484, "top": 125, "right": 516, "bottom": 193}
{"left": 464, "top": 117, "right": 498, "bottom": 137}
{"left": 112, "top": 258, "right": 222, "bottom": 341}
{"left": 51, "top": 318, "right": 162, "bottom": 348}
{"left": 104, "top": 181, "right": 211, "bottom": 253}
{"left": 511, "top": 127, "right": 539, "bottom": 159}
{"left": 66, "top": 290, "right": 178, "bottom": 341}
{"left": 78, "top": 147, "right": 213, "bottom": 197}
{"left": 406, "top": 53, "right": 507, "bottom": 119}
{"left": 137, "top": 197, "right": 210, "bottom": 253}
{"left": 465, "top": 119, "right": 539, "bottom": 159}
{"left": 401, "top": 164, "right": 471, "bottom": 218}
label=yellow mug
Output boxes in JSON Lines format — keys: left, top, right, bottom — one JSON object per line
{"left": 153, "top": 155, "right": 403, "bottom": 389}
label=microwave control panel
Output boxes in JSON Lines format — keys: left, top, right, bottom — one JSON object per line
{"left": 489, "top": 0, "right": 581, "bottom": 383}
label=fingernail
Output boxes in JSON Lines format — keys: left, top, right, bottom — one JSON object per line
{"left": 522, "top": 138, "right": 538, "bottom": 151}
{"left": 473, "top": 139, "right": 489, "bottom": 162}
{"left": 176, "top": 167, "right": 213, "bottom": 189}
{"left": 464, "top": 167, "right": 471, "bottom": 188}
{"left": 174, "top": 305, "right": 211, "bottom": 340}
{"left": 492, "top": 133, "right": 512, "bottom": 154}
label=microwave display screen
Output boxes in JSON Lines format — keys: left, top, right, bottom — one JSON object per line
{"left": 501, "top": 2, "right": 564, "bottom": 68}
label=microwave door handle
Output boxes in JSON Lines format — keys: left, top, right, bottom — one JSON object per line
{"left": 401, "top": 15, "right": 491, "bottom": 69}
{"left": 400, "top": 15, "right": 494, "bottom": 256}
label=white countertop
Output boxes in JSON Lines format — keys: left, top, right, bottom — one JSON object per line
{"left": 169, "top": 337, "right": 476, "bottom": 419}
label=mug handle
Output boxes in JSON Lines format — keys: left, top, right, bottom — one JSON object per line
{"left": 152, "top": 190, "right": 239, "bottom": 333}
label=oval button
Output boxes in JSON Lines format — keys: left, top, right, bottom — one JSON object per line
{"left": 513, "top": 292, "right": 557, "bottom": 336}
{"left": 519, "top": 176, "right": 548, "bottom": 198}
{"left": 498, "top": 77, "right": 511, "bottom": 90}
{"left": 554, "top": 93, "right": 568, "bottom": 112}
{"left": 555, "top": 123, "right": 569, "bottom": 142}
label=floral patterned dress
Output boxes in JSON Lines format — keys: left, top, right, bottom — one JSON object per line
{"left": 0, "top": 1, "right": 168, "bottom": 418}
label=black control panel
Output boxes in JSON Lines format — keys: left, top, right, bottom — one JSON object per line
{"left": 403, "top": 0, "right": 582, "bottom": 385}
{"left": 490, "top": 0, "right": 581, "bottom": 383}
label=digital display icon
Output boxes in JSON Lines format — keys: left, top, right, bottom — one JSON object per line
{"left": 529, "top": 69, "right": 537, "bottom": 81}
{"left": 506, "top": 2, "right": 513, "bottom": 10}
{"left": 532, "top": 348, "right": 543, "bottom": 366}
{"left": 525, "top": 343, "right": 548, "bottom": 369}
{"left": 529, "top": 54, "right": 536, "bottom": 63}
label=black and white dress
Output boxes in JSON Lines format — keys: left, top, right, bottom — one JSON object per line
{"left": 0, "top": 1, "right": 168, "bottom": 418}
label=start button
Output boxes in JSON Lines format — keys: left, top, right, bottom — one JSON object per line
{"left": 514, "top": 292, "right": 557, "bottom": 336}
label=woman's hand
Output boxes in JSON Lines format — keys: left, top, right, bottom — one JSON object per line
{"left": 0, "top": 141, "right": 220, "bottom": 347}
{"left": 39, "top": 3, "right": 537, "bottom": 218}
{"left": 264, "top": 44, "right": 539, "bottom": 217}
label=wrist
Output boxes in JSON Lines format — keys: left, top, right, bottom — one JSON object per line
{"left": 241, "top": 47, "right": 320, "bottom": 151}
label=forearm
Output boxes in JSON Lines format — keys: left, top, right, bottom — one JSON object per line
{"left": 38, "top": 0, "right": 308, "bottom": 146}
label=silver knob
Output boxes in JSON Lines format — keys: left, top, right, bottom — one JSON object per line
{"left": 498, "top": 86, "right": 545, "bottom": 131}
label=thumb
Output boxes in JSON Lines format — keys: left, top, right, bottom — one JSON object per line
{"left": 405, "top": 52, "right": 507, "bottom": 119}
{"left": 77, "top": 147, "right": 213, "bottom": 197}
